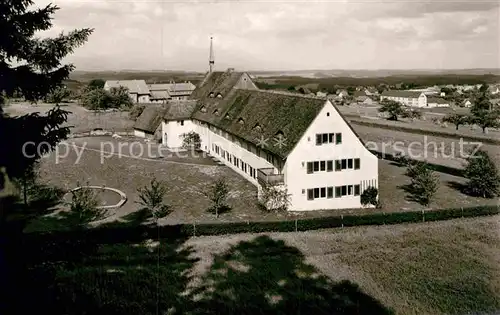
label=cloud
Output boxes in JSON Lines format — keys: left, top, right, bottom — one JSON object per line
{"left": 31, "top": 0, "right": 500, "bottom": 70}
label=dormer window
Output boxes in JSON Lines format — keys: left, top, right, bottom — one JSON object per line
{"left": 216, "top": 93, "right": 222, "bottom": 98}
{"left": 237, "top": 118, "right": 244, "bottom": 125}
{"left": 253, "top": 123, "right": 262, "bottom": 132}
{"left": 200, "top": 106, "right": 207, "bottom": 113}
{"left": 213, "top": 109, "right": 220, "bottom": 116}
{"left": 209, "top": 92, "right": 215, "bottom": 98}
{"left": 224, "top": 113, "right": 231, "bottom": 120}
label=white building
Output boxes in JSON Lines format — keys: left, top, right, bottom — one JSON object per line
{"left": 426, "top": 97, "right": 450, "bottom": 108}
{"left": 380, "top": 90, "right": 427, "bottom": 107}
{"left": 104, "top": 80, "right": 150, "bottom": 103}
{"left": 142, "top": 69, "right": 379, "bottom": 211}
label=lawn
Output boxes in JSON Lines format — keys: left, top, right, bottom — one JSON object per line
{"left": 19, "top": 215, "right": 499, "bottom": 314}
{"left": 186, "top": 215, "right": 500, "bottom": 315}
{"left": 351, "top": 124, "right": 500, "bottom": 168}
{"left": 4, "top": 102, "right": 134, "bottom": 133}
{"left": 26, "top": 136, "right": 497, "bottom": 233}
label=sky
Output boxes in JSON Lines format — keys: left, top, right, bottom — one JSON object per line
{"left": 36, "top": 0, "right": 500, "bottom": 71}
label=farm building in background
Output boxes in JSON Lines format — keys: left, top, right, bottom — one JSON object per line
{"left": 427, "top": 97, "right": 450, "bottom": 108}
{"left": 104, "top": 80, "right": 151, "bottom": 103}
{"left": 148, "top": 82, "right": 197, "bottom": 103}
{"left": 380, "top": 90, "right": 427, "bottom": 107}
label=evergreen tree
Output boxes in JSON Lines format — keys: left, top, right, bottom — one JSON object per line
{"left": 0, "top": 0, "right": 93, "bottom": 198}
{"left": 464, "top": 150, "right": 500, "bottom": 198}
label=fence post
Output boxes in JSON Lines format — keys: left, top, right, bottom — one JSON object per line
{"left": 295, "top": 219, "right": 298, "bottom": 232}
{"left": 422, "top": 209, "right": 425, "bottom": 223}
{"left": 341, "top": 214, "right": 344, "bottom": 228}
{"left": 461, "top": 207, "right": 464, "bottom": 218}
{"left": 193, "top": 222, "right": 196, "bottom": 237}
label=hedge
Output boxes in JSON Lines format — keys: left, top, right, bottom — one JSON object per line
{"left": 23, "top": 205, "right": 499, "bottom": 244}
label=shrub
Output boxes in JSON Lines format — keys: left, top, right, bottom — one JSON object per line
{"left": 181, "top": 131, "right": 201, "bottom": 150}
{"left": 360, "top": 186, "right": 378, "bottom": 207}
{"left": 258, "top": 182, "right": 291, "bottom": 212}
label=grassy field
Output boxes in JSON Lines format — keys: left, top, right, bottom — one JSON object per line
{"left": 4, "top": 103, "right": 135, "bottom": 133}
{"left": 186, "top": 215, "right": 500, "bottom": 315}
{"left": 20, "top": 215, "right": 500, "bottom": 314}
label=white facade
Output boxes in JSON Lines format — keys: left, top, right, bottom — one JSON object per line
{"left": 162, "top": 100, "right": 379, "bottom": 211}
{"left": 380, "top": 93, "right": 427, "bottom": 107}
{"left": 284, "top": 101, "right": 378, "bottom": 211}
{"left": 134, "top": 129, "right": 146, "bottom": 138}
{"left": 161, "top": 119, "right": 196, "bottom": 148}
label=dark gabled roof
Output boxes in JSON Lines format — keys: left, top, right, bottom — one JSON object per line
{"left": 427, "top": 97, "right": 448, "bottom": 104}
{"left": 163, "top": 100, "right": 198, "bottom": 121}
{"left": 189, "top": 70, "right": 244, "bottom": 101}
{"left": 381, "top": 90, "right": 423, "bottom": 98}
{"left": 192, "top": 89, "right": 330, "bottom": 158}
{"left": 134, "top": 106, "right": 166, "bottom": 133}
{"left": 105, "top": 80, "right": 150, "bottom": 95}
{"left": 353, "top": 90, "right": 367, "bottom": 97}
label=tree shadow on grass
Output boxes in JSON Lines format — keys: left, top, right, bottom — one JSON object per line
{"left": 182, "top": 235, "right": 393, "bottom": 315}
{"left": 399, "top": 184, "right": 427, "bottom": 206}
{"left": 8, "top": 222, "right": 198, "bottom": 315}
{"left": 207, "top": 204, "right": 232, "bottom": 217}
{"left": 3, "top": 183, "right": 67, "bottom": 232}
{"left": 445, "top": 180, "right": 477, "bottom": 197}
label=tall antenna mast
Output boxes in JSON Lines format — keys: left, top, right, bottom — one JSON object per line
{"left": 209, "top": 36, "right": 214, "bottom": 73}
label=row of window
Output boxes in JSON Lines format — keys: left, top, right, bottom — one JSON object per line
{"left": 306, "top": 158, "right": 360, "bottom": 173}
{"left": 316, "top": 133, "right": 342, "bottom": 145}
{"left": 213, "top": 144, "right": 258, "bottom": 179}
{"left": 306, "top": 184, "right": 360, "bottom": 200}
{"left": 209, "top": 126, "right": 278, "bottom": 166}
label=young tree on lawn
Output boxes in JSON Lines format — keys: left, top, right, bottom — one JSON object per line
{"left": 410, "top": 168, "right": 439, "bottom": 206}
{"left": 405, "top": 160, "right": 428, "bottom": 179}
{"left": 405, "top": 160, "right": 439, "bottom": 206}
{"left": 181, "top": 131, "right": 202, "bottom": 151}
{"left": 136, "top": 177, "right": 171, "bottom": 315}
{"left": 360, "top": 186, "right": 379, "bottom": 207}
{"left": 378, "top": 100, "right": 405, "bottom": 121}
{"left": 203, "top": 177, "right": 229, "bottom": 218}
{"left": 68, "top": 184, "right": 105, "bottom": 229}
{"left": 136, "top": 177, "right": 171, "bottom": 222}
{"left": 442, "top": 113, "right": 469, "bottom": 130}
{"left": 463, "top": 150, "right": 500, "bottom": 198}
{"left": 259, "top": 182, "right": 291, "bottom": 212}
{"left": 0, "top": 0, "right": 93, "bottom": 205}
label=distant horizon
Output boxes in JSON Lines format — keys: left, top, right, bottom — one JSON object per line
{"left": 72, "top": 67, "right": 500, "bottom": 73}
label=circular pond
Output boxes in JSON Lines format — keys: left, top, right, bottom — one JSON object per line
{"left": 63, "top": 186, "right": 127, "bottom": 209}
